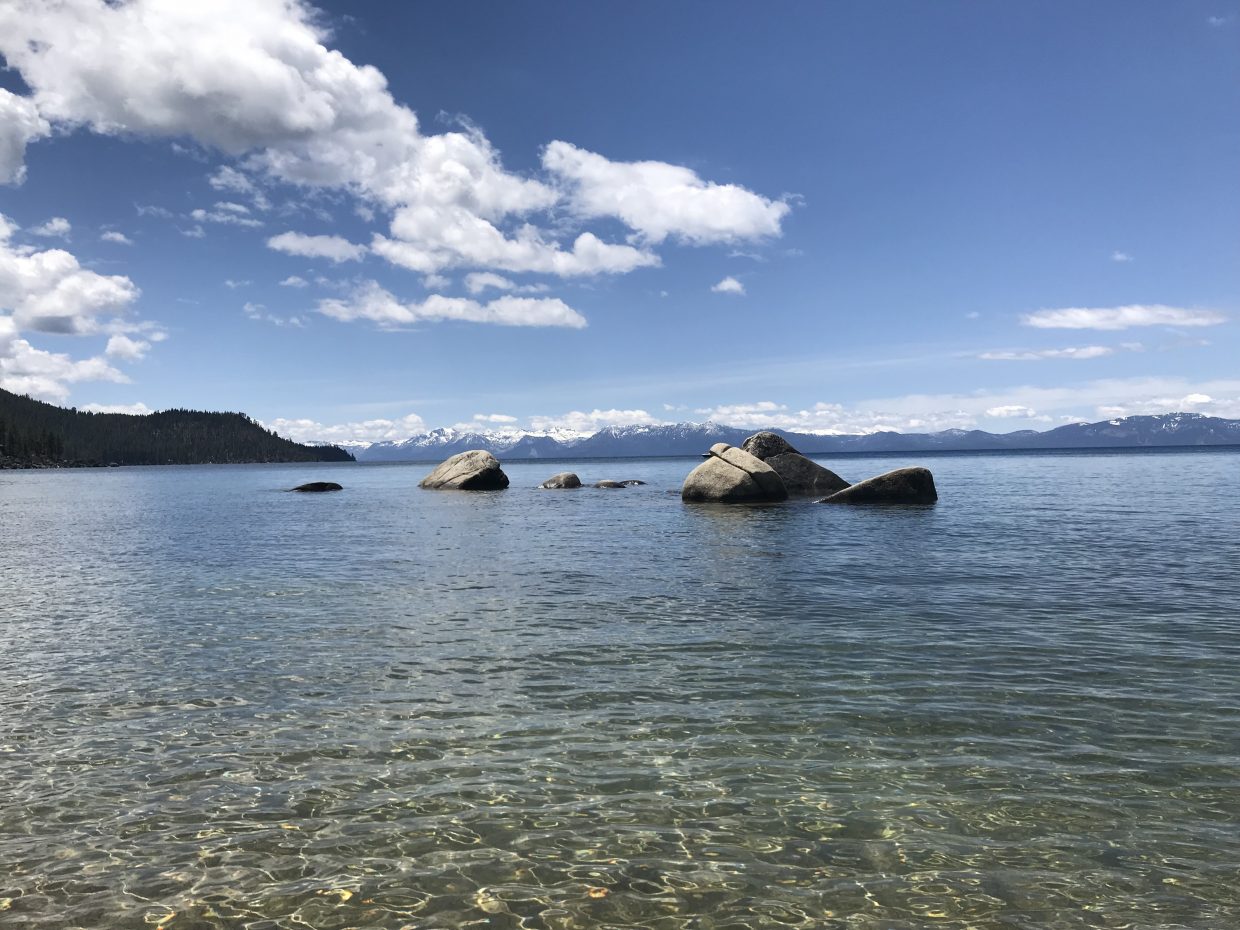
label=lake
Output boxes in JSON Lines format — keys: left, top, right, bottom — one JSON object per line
{"left": 1, "top": 449, "right": 1238, "bottom": 929}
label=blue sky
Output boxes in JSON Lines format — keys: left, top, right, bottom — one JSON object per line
{"left": 1, "top": 1, "right": 1237, "bottom": 445}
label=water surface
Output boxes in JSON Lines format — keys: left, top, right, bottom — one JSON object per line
{"left": 2, "top": 450, "right": 1238, "bottom": 929}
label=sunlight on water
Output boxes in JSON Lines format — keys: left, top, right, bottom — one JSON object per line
{"left": 1, "top": 450, "right": 1238, "bottom": 928}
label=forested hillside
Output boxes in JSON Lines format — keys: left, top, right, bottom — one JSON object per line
{"left": 0, "top": 389, "right": 353, "bottom": 468}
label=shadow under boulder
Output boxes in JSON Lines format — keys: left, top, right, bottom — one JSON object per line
{"left": 419, "top": 450, "right": 510, "bottom": 490}
{"left": 741, "top": 431, "right": 849, "bottom": 496}
{"left": 818, "top": 467, "right": 937, "bottom": 505}
{"left": 682, "top": 442, "right": 788, "bottom": 503}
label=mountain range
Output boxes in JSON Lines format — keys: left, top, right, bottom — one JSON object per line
{"left": 355, "top": 412, "right": 1240, "bottom": 462}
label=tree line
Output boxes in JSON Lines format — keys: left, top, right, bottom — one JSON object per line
{"left": 0, "top": 389, "right": 353, "bottom": 467}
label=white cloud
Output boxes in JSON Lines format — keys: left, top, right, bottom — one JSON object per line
{"left": 267, "top": 231, "right": 365, "bottom": 263}
{"left": 1024, "top": 305, "right": 1226, "bottom": 330}
{"left": 464, "top": 271, "right": 549, "bottom": 295}
{"left": 1111, "top": 250, "right": 1133, "bottom": 263}
{"left": 0, "top": 214, "right": 140, "bottom": 334}
{"left": 31, "top": 217, "right": 72, "bottom": 238}
{"left": 527, "top": 408, "right": 664, "bottom": 433}
{"left": 465, "top": 271, "right": 516, "bottom": 294}
{"left": 0, "top": 0, "right": 780, "bottom": 281}
{"left": 279, "top": 275, "right": 309, "bottom": 288}
{"left": 979, "top": 345, "right": 1114, "bottom": 361}
{"left": 208, "top": 165, "right": 256, "bottom": 195}
{"left": 190, "top": 205, "right": 263, "bottom": 228}
{"left": 543, "top": 141, "right": 789, "bottom": 244}
{"left": 105, "top": 333, "right": 150, "bottom": 360}
{"left": 0, "top": 334, "right": 129, "bottom": 401}
{"left": 473, "top": 413, "right": 517, "bottom": 423}
{"left": 0, "top": 89, "right": 50, "bottom": 185}
{"left": 244, "top": 301, "right": 305, "bottom": 328}
{"left": 266, "top": 411, "right": 428, "bottom": 445}
{"left": 181, "top": 225, "right": 205, "bottom": 239}
{"left": 80, "top": 401, "right": 153, "bottom": 415}
{"left": 319, "top": 281, "right": 586, "bottom": 329}
{"left": 100, "top": 231, "right": 132, "bottom": 245}
{"left": 985, "top": 405, "right": 1038, "bottom": 418}
{"left": 422, "top": 273, "right": 451, "bottom": 290}
{"left": 224, "top": 278, "right": 251, "bottom": 289}
{"left": 711, "top": 276, "right": 745, "bottom": 296}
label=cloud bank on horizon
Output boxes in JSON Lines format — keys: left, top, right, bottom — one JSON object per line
{"left": 0, "top": 1, "right": 1235, "bottom": 437}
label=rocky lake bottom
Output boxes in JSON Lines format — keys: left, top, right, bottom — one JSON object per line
{"left": 1, "top": 448, "right": 1238, "bottom": 929}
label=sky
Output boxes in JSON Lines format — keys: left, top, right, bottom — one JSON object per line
{"left": 1, "top": 0, "right": 1237, "bottom": 445}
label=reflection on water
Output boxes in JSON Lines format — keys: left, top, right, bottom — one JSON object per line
{"left": 1, "top": 450, "right": 1239, "bottom": 928}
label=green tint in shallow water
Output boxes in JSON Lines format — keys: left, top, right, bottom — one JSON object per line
{"left": 1, "top": 450, "right": 1238, "bottom": 929}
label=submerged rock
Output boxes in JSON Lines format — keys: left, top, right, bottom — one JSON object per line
{"left": 593, "top": 480, "right": 627, "bottom": 488}
{"left": 419, "top": 450, "right": 510, "bottom": 490}
{"left": 620, "top": 479, "right": 646, "bottom": 486}
{"left": 818, "top": 466, "right": 937, "bottom": 505}
{"left": 291, "top": 481, "right": 343, "bottom": 492}
{"left": 741, "top": 431, "right": 849, "bottom": 496}
{"left": 540, "top": 472, "right": 582, "bottom": 489}
{"left": 681, "top": 442, "right": 788, "bottom": 503}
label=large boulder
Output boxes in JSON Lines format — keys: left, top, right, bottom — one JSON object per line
{"left": 741, "top": 431, "right": 849, "bottom": 496}
{"left": 540, "top": 472, "right": 582, "bottom": 489}
{"left": 682, "top": 443, "right": 788, "bottom": 503}
{"left": 419, "top": 450, "right": 510, "bottom": 490}
{"left": 818, "top": 467, "right": 937, "bottom": 505}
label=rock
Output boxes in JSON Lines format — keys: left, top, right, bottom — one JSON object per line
{"left": 540, "top": 472, "right": 582, "bottom": 489}
{"left": 419, "top": 450, "right": 510, "bottom": 490}
{"left": 291, "top": 481, "right": 342, "bottom": 492}
{"left": 741, "top": 431, "right": 849, "bottom": 496}
{"left": 593, "top": 480, "right": 626, "bottom": 488}
{"left": 620, "top": 479, "right": 646, "bottom": 486}
{"left": 740, "top": 431, "right": 798, "bottom": 461}
{"left": 818, "top": 467, "right": 937, "bottom": 505}
{"left": 681, "top": 442, "right": 788, "bottom": 503}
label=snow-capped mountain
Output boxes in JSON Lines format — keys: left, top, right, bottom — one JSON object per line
{"left": 353, "top": 413, "right": 1240, "bottom": 462}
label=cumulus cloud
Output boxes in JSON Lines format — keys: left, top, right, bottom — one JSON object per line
{"left": 319, "top": 281, "right": 586, "bottom": 329}
{"left": 279, "top": 275, "right": 309, "bottom": 288}
{"left": 100, "top": 230, "right": 132, "bottom": 244}
{"left": 1024, "top": 305, "right": 1226, "bottom": 330}
{"left": 711, "top": 276, "right": 745, "bottom": 295}
{"left": 0, "top": 333, "right": 129, "bottom": 401}
{"left": 473, "top": 413, "right": 517, "bottom": 423}
{"left": 0, "top": 214, "right": 140, "bottom": 334}
{"left": 1110, "top": 250, "right": 1133, "bottom": 263}
{"left": 979, "top": 346, "right": 1115, "bottom": 361}
{"left": 267, "top": 231, "right": 365, "bottom": 263}
{"left": 543, "top": 141, "right": 789, "bottom": 244}
{"left": 266, "top": 411, "right": 428, "bottom": 446}
{"left": 31, "top": 217, "right": 71, "bottom": 238}
{"left": 105, "top": 333, "right": 150, "bottom": 360}
{"left": 0, "top": 89, "right": 50, "bottom": 185}
{"left": 463, "top": 271, "right": 548, "bottom": 295}
{"left": 0, "top": 0, "right": 784, "bottom": 280}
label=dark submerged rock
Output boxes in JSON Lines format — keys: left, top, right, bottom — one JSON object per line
{"left": 593, "top": 480, "right": 626, "bottom": 489}
{"left": 419, "top": 450, "right": 510, "bottom": 490}
{"left": 291, "top": 481, "right": 343, "bottom": 492}
{"left": 741, "top": 431, "right": 849, "bottom": 496}
{"left": 681, "top": 443, "right": 788, "bottom": 503}
{"left": 620, "top": 479, "right": 646, "bottom": 486}
{"left": 540, "top": 472, "right": 582, "bottom": 489}
{"left": 818, "top": 466, "right": 937, "bottom": 505}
